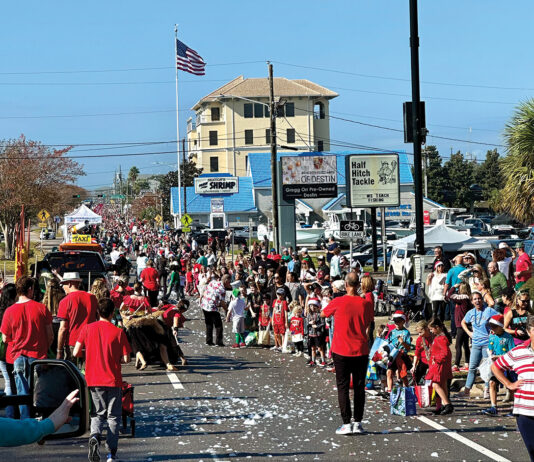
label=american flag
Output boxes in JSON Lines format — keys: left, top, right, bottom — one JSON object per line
{"left": 176, "top": 39, "right": 206, "bottom": 76}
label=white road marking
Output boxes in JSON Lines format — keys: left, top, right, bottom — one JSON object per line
{"left": 166, "top": 372, "right": 184, "bottom": 390}
{"left": 367, "top": 389, "right": 510, "bottom": 461}
{"left": 417, "top": 415, "right": 511, "bottom": 462}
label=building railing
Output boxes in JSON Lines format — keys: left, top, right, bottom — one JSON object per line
{"left": 196, "top": 114, "right": 225, "bottom": 125}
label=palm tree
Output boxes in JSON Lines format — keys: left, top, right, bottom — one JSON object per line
{"left": 500, "top": 98, "right": 534, "bottom": 223}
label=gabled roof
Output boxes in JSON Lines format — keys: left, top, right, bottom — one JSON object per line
{"left": 193, "top": 76, "right": 338, "bottom": 110}
{"left": 170, "top": 177, "right": 257, "bottom": 215}
{"left": 248, "top": 151, "right": 414, "bottom": 189}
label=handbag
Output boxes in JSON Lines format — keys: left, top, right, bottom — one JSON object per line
{"left": 245, "top": 331, "right": 258, "bottom": 346}
{"left": 291, "top": 333, "right": 304, "bottom": 343}
{"left": 478, "top": 357, "right": 493, "bottom": 382}
{"left": 390, "top": 386, "right": 417, "bottom": 416}
{"left": 414, "top": 385, "right": 441, "bottom": 408}
{"left": 258, "top": 329, "right": 271, "bottom": 346}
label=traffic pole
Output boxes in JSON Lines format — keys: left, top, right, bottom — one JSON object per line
{"left": 268, "top": 62, "right": 279, "bottom": 252}
{"left": 409, "top": 0, "right": 425, "bottom": 254}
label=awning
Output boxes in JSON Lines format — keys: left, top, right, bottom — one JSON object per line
{"left": 64, "top": 204, "right": 102, "bottom": 225}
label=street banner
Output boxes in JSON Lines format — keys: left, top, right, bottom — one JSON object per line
{"left": 281, "top": 155, "right": 337, "bottom": 200}
{"left": 345, "top": 153, "right": 400, "bottom": 208}
{"left": 195, "top": 177, "right": 238, "bottom": 195}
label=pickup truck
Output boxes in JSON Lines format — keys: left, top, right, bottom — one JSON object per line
{"left": 34, "top": 250, "right": 110, "bottom": 291}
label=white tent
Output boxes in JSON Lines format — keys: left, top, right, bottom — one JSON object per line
{"left": 392, "top": 224, "right": 491, "bottom": 251}
{"left": 64, "top": 204, "right": 102, "bottom": 225}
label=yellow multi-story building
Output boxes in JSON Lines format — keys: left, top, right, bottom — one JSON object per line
{"left": 186, "top": 75, "right": 338, "bottom": 175}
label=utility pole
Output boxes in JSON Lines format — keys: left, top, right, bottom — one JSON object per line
{"left": 182, "top": 138, "right": 187, "bottom": 215}
{"left": 268, "top": 61, "right": 279, "bottom": 252}
{"left": 423, "top": 147, "right": 428, "bottom": 198}
{"left": 409, "top": 0, "right": 425, "bottom": 255}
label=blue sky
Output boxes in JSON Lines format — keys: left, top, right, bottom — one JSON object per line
{"left": 1, "top": 1, "right": 532, "bottom": 190}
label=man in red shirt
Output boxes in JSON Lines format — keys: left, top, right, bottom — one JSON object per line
{"left": 139, "top": 259, "right": 159, "bottom": 307}
{"left": 1, "top": 276, "right": 53, "bottom": 419}
{"left": 514, "top": 241, "right": 532, "bottom": 290}
{"left": 74, "top": 298, "right": 131, "bottom": 462}
{"left": 56, "top": 272, "right": 98, "bottom": 367}
{"left": 321, "top": 272, "right": 374, "bottom": 435}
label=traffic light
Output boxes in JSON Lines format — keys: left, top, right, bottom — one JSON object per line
{"left": 72, "top": 194, "right": 81, "bottom": 198}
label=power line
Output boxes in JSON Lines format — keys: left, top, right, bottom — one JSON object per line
{"left": 0, "top": 61, "right": 265, "bottom": 76}
{"left": 273, "top": 60, "right": 534, "bottom": 92}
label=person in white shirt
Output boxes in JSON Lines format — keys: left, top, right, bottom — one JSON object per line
{"left": 493, "top": 242, "right": 516, "bottom": 281}
{"left": 136, "top": 253, "right": 148, "bottom": 279}
{"left": 226, "top": 286, "right": 247, "bottom": 348}
{"left": 426, "top": 261, "right": 447, "bottom": 320}
{"left": 207, "top": 249, "right": 217, "bottom": 267}
{"left": 110, "top": 246, "right": 120, "bottom": 265}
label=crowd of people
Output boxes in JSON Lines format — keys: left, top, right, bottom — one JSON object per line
{"left": 2, "top": 207, "right": 534, "bottom": 459}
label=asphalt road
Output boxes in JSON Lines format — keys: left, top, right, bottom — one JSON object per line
{"left": 1, "top": 294, "right": 531, "bottom": 462}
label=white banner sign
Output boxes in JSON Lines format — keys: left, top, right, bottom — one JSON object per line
{"left": 195, "top": 176, "right": 239, "bottom": 195}
{"left": 345, "top": 153, "right": 400, "bottom": 208}
{"left": 281, "top": 155, "right": 337, "bottom": 199}
{"left": 210, "top": 198, "right": 224, "bottom": 213}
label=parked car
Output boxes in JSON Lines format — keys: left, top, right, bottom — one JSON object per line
{"left": 40, "top": 228, "right": 56, "bottom": 240}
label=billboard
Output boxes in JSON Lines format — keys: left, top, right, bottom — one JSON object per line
{"left": 281, "top": 155, "right": 337, "bottom": 200}
{"left": 345, "top": 153, "right": 400, "bottom": 208}
{"left": 194, "top": 176, "right": 238, "bottom": 195}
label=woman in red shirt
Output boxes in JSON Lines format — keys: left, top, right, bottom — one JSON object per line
{"left": 139, "top": 259, "right": 159, "bottom": 307}
{"left": 321, "top": 273, "right": 374, "bottom": 436}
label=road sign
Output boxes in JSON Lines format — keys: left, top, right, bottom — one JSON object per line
{"left": 180, "top": 213, "right": 193, "bottom": 227}
{"left": 38, "top": 209, "right": 50, "bottom": 222}
{"left": 110, "top": 194, "right": 126, "bottom": 200}
{"left": 37, "top": 222, "right": 47, "bottom": 228}
{"left": 154, "top": 214, "right": 163, "bottom": 223}
{"left": 71, "top": 234, "right": 91, "bottom": 243}
{"left": 339, "top": 220, "right": 365, "bottom": 239}
{"left": 181, "top": 226, "right": 191, "bottom": 233}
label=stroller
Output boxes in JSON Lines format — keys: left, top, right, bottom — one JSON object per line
{"left": 390, "top": 283, "right": 427, "bottom": 322}
{"left": 121, "top": 381, "right": 136, "bottom": 436}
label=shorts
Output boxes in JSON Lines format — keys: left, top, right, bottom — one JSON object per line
{"left": 232, "top": 317, "right": 245, "bottom": 334}
{"left": 273, "top": 324, "right": 286, "bottom": 335}
{"left": 308, "top": 336, "right": 324, "bottom": 348}
{"left": 387, "top": 352, "right": 412, "bottom": 372}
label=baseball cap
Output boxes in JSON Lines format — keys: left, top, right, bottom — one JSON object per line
{"left": 498, "top": 242, "right": 508, "bottom": 249}
{"left": 515, "top": 241, "right": 525, "bottom": 249}
{"left": 261, "top": 250, "right": 267, "bottom": 254}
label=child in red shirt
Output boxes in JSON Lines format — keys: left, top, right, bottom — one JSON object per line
{"left": 185, "top": 264, "right": 195, "bottom": 296}
{"left": 289, "top": 301, "right": 305, "bottom": 357}
{"left": 160, "top": 299, "right": 189, "bottom": 366}
{"left": 272, "top": 289, "right": 288, "bottom": 351}
{"left": 73, "top": 298, "right": 131, "bottom": 462}
{"left": 258, "top": 294, "right": 272, "bottom": 349}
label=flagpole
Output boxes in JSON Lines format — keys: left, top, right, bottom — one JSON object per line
{"left": 174, "top": 25, "right": 183, "bottom": 224}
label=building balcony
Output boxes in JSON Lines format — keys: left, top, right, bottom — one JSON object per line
{"left": 196, "top": 114, "right": 226, "bottom": 126}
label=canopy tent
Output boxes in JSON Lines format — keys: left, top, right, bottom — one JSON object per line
{"left": 392, "top": 224, "right": 491, "bottom": 251}
{"left": 64, "top": 204, "right": 102, "bottom": 225}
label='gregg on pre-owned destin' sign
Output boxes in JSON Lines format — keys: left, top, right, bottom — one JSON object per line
{"left": 281, "top": 155, "right": 337, "bottom": 200}
{"left": 345, "top": 153, "right": 400, "bottom": 207}
{"left": 194, "top": 176, "right": 239, "bottom": 195}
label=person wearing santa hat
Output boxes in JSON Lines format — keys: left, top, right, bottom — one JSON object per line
{"left": 483, "top": 314, "right": 516, "bottom": 415}
{"left": 386, "top": 310, "right": 413, "bottom": 393}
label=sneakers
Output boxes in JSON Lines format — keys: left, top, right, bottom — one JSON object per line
{"left": 460, "top": 365, "right": 470, "bottom": 372}
{"left": 270, "top": 346, "right": 278, "bottom": 351}
{"left": 306, "top": 360, "right": 315, "bottom": 367}
{"left": 482, "top": 406, "right": 498, "bottom": 416}
{"left": 483, "top": 388, "right": 490, "bottom": 399}
{"left": 231, "top": 343, "right": 240, "bottom": 349}
{"left": 239, "top": 342, "right": 246, "bottom": 348}
{"left": 452, "top": 365, "right": 459, "bottom": 373}
{"left": 335, "top": 423, "right": 352, "bottom": 435}
{"left": 295, "top": 351, "right": 302, "bottom": 357}
{"left": 319, "top": 361, "right": 326, "bottom": 368}
{"left": 88, "top": 436, "right": 100, "bottom": 462}
{"left": 352, "top": 422, "right": 365, "bottom": 434}
{"left": 456, "top": 389, "right": 471, "bottom": 399}
{"left": 106, "top": 455, "right": 117, "bottom": 462}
